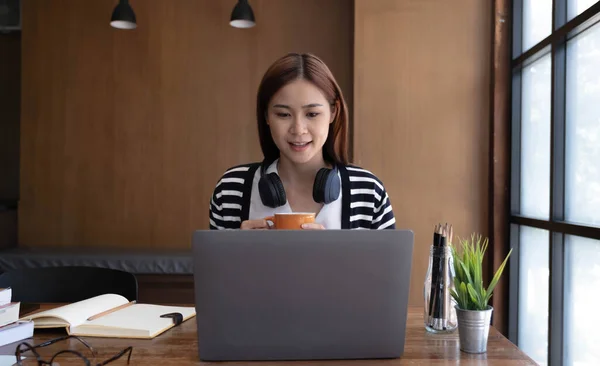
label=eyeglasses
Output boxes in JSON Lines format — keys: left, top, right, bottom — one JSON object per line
{"left": 15, "top": 335, "right": 132, "bottom": 366}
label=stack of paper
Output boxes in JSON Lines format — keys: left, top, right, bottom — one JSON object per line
{"left": 0, "top": 302, "right": 20, "bottom": 328}
{"left": 0, "top": 321, "right": 34, "bottom": 347}
{"left": 0, "top": 288, "right": 11, "bottom": 306}
{"left": 0, "top": 288, "right": 34, "bottom": 347}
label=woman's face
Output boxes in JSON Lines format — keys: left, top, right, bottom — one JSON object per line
{"left": 267, "top": 79, "right": 333, "bottom": 166}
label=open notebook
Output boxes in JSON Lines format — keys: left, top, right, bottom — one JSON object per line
{"left": 20, "top": 294, "right": 196, "bottom": 339}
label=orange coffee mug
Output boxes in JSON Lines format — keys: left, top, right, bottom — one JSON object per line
{"left": 264, "top": 213, "right": 316, "bottom": 230}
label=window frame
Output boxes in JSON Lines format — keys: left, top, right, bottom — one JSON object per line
{"left": 509, "top": 1, "right": 600, "bottom": 365}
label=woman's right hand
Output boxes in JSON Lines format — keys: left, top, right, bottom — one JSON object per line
{"left": 240, "top": 219, "right": 272, "bottom": 230}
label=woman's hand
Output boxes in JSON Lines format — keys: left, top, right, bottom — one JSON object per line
{"left": 301, "top": 223, "right": 325, "bottom": 230}
{"left": 240, "top": 219, "right": 272, "bottom": 230}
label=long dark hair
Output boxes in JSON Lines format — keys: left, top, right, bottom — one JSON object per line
{"left": 256, "top": 53, "right": 349, "bottom": 165}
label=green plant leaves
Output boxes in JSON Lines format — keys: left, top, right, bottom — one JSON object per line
{"left": 450, "top": 233, "right": 512, "bottom": 311}
{"left": 484, "top": 247, "right": 514, "bottom": 304}
{"left": 451, "top": 281, "right": 471, "bottom": 310}
{"left": 457, "top": 282, "right": 469, "bottom": 309}
{"left": 458, "top": 261, "right": 471, "bottom": 284}
{"left": 466, "top": 283, "right": 480, "bottom": 306}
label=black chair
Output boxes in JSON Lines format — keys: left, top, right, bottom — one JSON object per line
{"left": 0, "top": 266, "right": 138, "bottom": 303}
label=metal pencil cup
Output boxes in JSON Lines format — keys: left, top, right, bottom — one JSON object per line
{"left": 423, "top": 245, "right": 457, "bottom": 333}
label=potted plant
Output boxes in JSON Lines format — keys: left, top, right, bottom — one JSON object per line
{"left": 450, "top": 233, "right": 512, "bottom": 353}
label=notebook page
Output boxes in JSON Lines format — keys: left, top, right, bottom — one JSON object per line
{"left": 23, "top": 294, "right": 129, "bottom": 327}
{"left": 75, "top": 304, "right": 196, "bottom": 336}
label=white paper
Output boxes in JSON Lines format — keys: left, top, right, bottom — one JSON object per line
{"left": 0, "top": 288, "right": 11, "bottom": 306}
{"left": 0, "top": 355, "right": 24, "bottom": 366}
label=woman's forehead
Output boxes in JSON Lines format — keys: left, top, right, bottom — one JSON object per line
{"left": 270, "top": 80, "right": 328, "bottom": 106}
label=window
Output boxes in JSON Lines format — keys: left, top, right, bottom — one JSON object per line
{"left": 510, "top": 1, "right": 600, "bottom": 365}
{"left": 523, "top": 0, "right": 553, "bottom": 51}
{"left": 565, "top": 23, "right": 600, "bottom": 228}
{"left": 517, "top": 226, "right": 550, "bottom": 364}
{"left": 520, "top": 54, "right": 551, "bottom": 220}
{"left": 564, "top": 235, "right": 600, "bottom": 365}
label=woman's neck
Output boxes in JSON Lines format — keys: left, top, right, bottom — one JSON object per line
{"left": 277, "top": 155, "right": 328, "bottom": 189}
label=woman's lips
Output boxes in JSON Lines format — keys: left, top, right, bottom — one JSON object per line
{"left": 289, "top": 141, "right": 311, "bottom": 152}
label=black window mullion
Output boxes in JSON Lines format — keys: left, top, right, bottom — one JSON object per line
{"left": 549, "top": 1, "right": 567, "bottom": 364}
{"left": 508, "top": 223, "right": 521, "bottom": 345}
{"left": 512, "top": 0, "right": 524, "bottom": 59}
{"left": 508, "top": 0, "right": 524, "bottom": 348}
{"left": 510, "top": 216, "right": 600, "bottom": 240}
{"left": 551, "top": 49, "right": 566, "bottom": 222}
{"left": 554, "top": 0, "right": 568, "bottom": 30}
{"left": 510, "top": 70, "right": 522, "bottom": 216}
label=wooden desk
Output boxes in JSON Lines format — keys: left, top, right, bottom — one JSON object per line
{"left": 0, "top": 306, "right": 536, "bottom": 365}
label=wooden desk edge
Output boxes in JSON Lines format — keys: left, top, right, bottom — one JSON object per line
{"left": 12, "top": 304, "right": 537, "bottom": 365}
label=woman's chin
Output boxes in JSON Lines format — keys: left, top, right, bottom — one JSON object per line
{"left": 281, "top": 150, "right": 319, "bottom": 165}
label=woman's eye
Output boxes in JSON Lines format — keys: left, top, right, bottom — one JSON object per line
{"left": 307, "top": 112, "right": 320, "bottom": 118}
{"left": 276, "top": 112, "right": 290, "bottom": 118}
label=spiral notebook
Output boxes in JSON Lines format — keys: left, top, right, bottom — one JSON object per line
{"left": 20, "top": 294, "right": 196, "bottom": 339}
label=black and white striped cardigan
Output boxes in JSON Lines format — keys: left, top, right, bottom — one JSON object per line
{"left": 209, "top": 163, "right": 396, "bottom": 230}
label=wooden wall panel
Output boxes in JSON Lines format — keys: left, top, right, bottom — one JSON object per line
{"left": 489, "top": 0, "right": 511, "bottom": 336}
{"left": 354, "top": 0, "right": 491, "bottom": 306}
{"left": 19, "top": 0, "right": 352, "bottom": 249}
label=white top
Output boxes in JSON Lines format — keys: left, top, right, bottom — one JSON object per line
{"left": 248, "top": 159, "right": 342, "bottom": 229}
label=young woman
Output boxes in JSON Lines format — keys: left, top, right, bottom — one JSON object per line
{"left": 209, "top": 53, "right": 395, "bottom": 230}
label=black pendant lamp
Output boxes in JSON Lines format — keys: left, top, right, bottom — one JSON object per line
{"left": 230, "top": 0, "right": 255, "bottom": 28}
{"left": 110, "top": 0, "right": 137, "bottom": 30}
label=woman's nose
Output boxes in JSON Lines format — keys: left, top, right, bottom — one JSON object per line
{"left": 289, "top": 117, "right": 308, "bottom": 134}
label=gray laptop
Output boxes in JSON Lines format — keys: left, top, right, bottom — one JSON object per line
{"left": 191, "top": 229, "right": 414, "bottom": 361}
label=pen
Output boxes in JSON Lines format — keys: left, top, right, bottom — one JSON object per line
{"left": 428, "top": 224, "right": 442, "bottom": 326}
{"left": 87, "top": 300, "right": 136, "bottom": 321}
{"left": 436, "top": 226, "right": 446, "bottom": 324}
{"left": 440, "top": 225, "right": 447, "bottom": 329}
